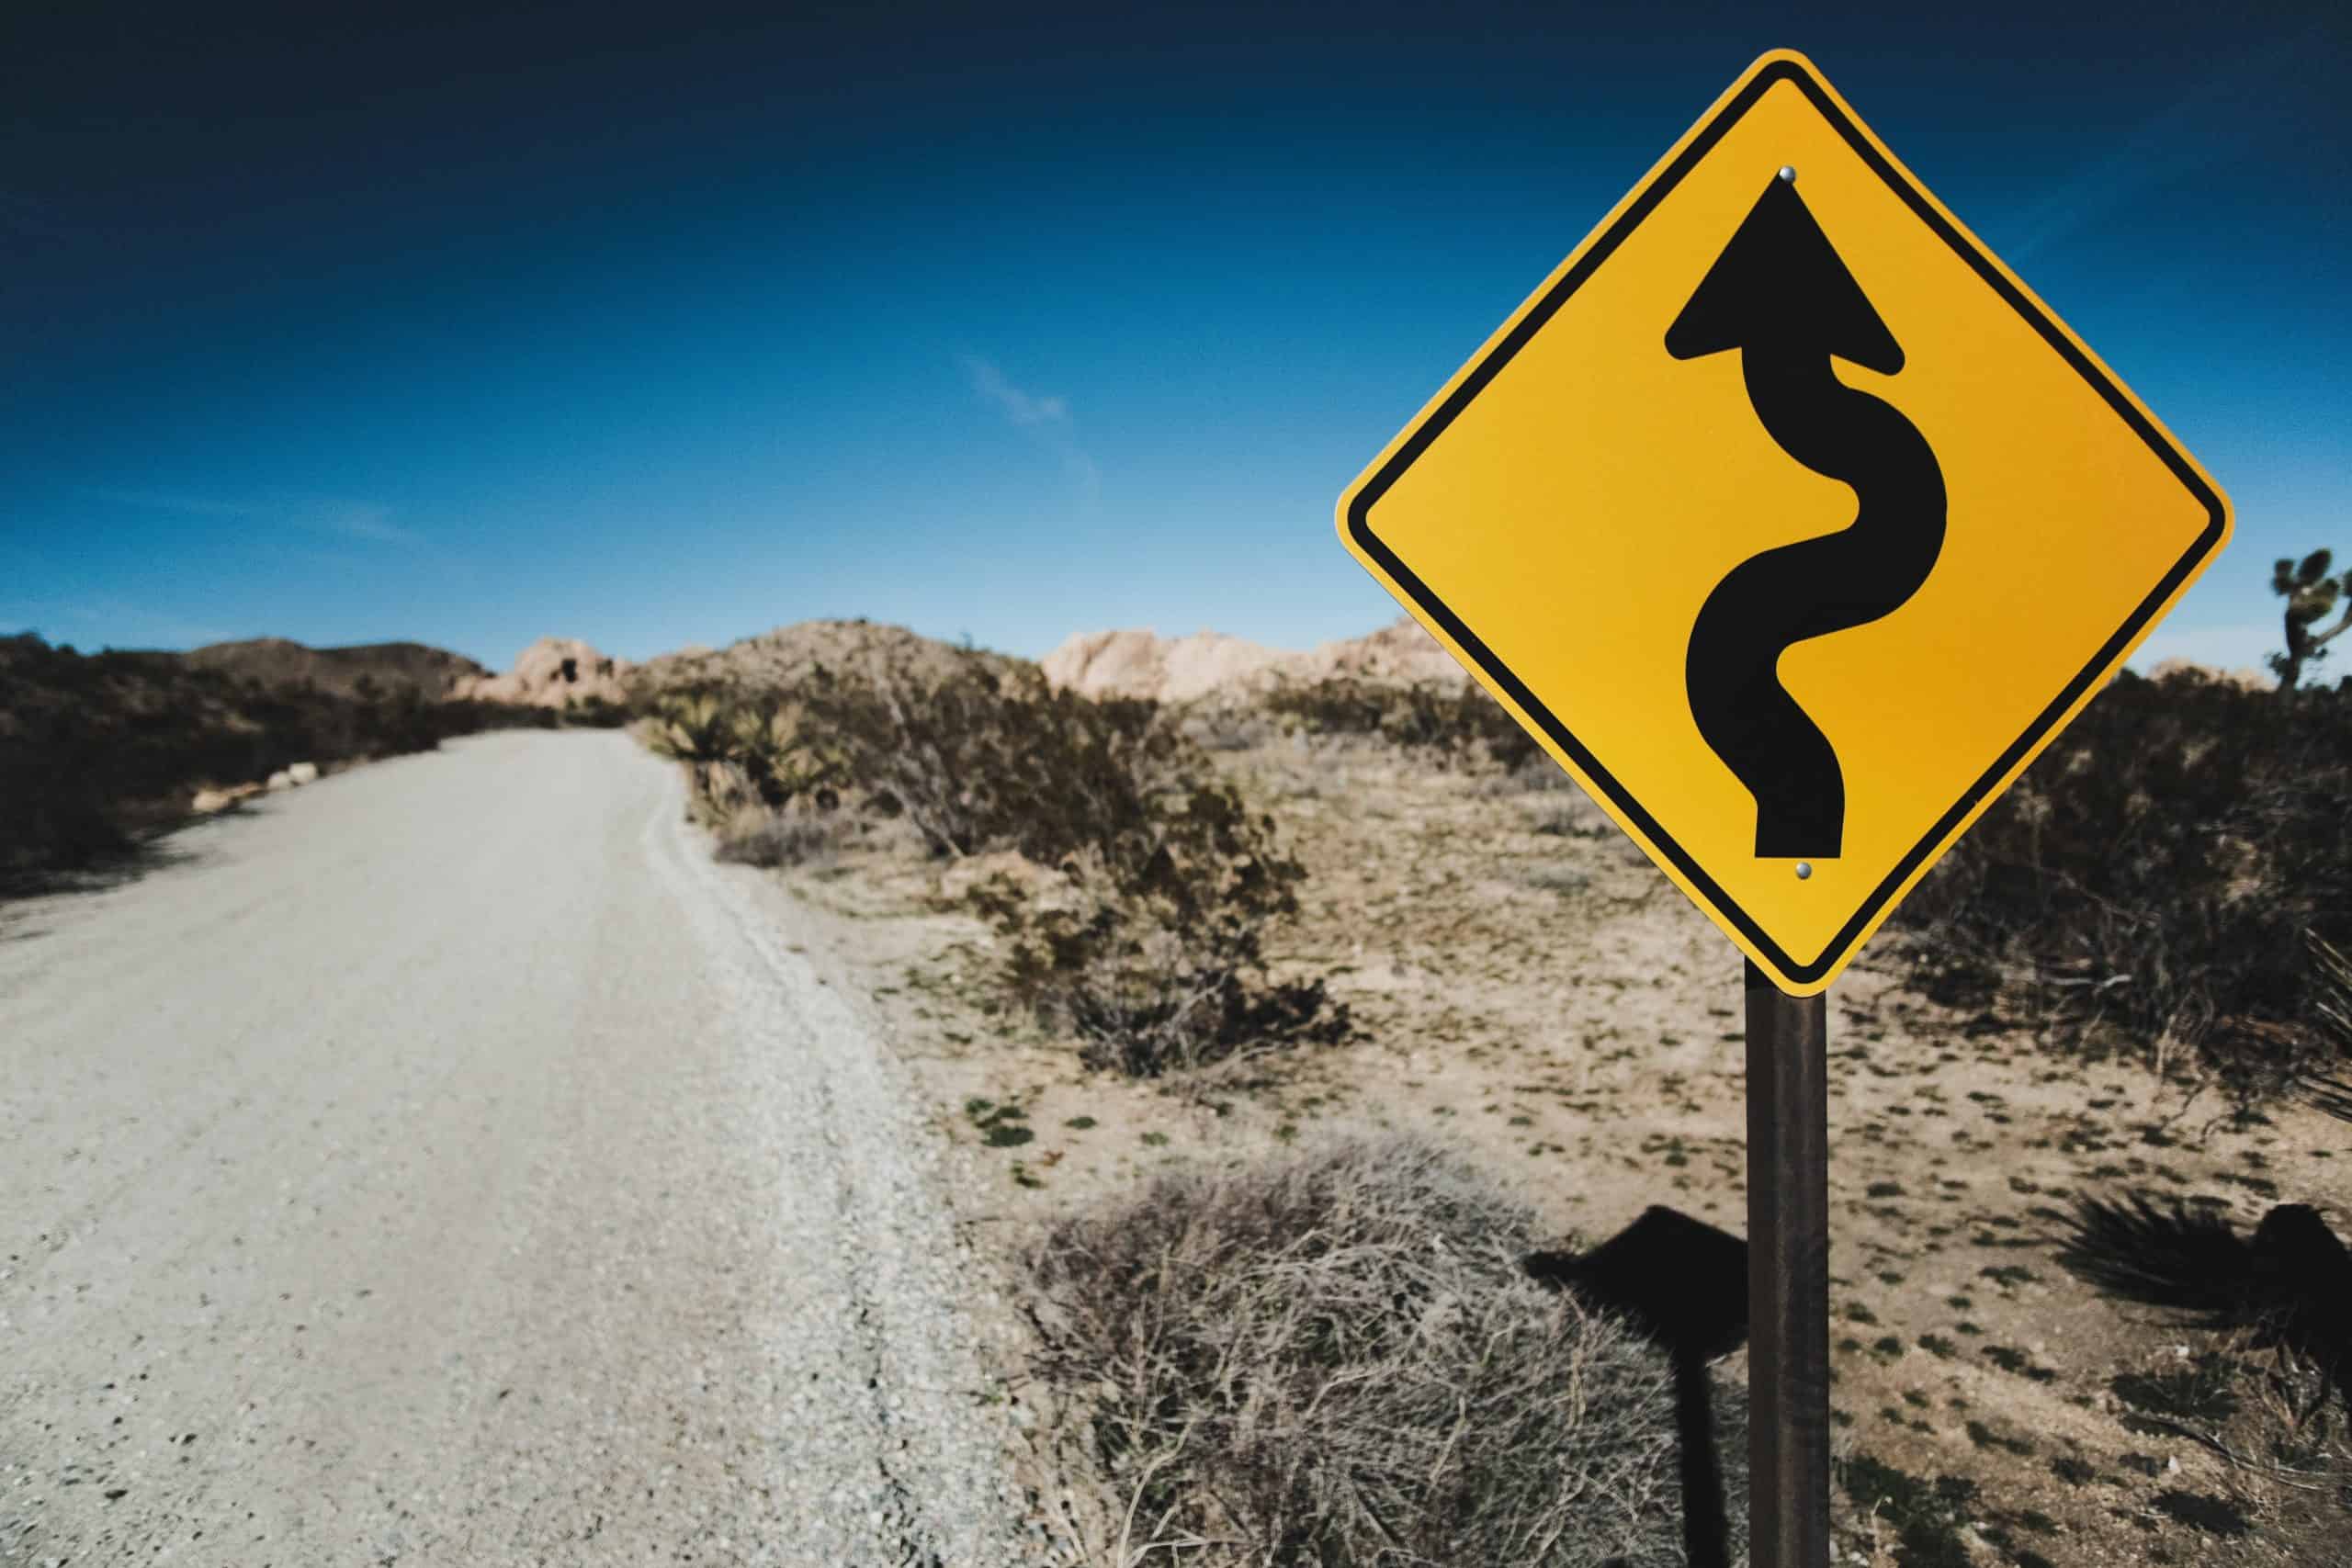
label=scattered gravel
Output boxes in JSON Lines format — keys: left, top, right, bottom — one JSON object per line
{"left": 0, "top": 730, "right": 1039, "bottom": 1564}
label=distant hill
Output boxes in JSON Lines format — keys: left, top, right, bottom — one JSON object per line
{"left": 0, "top": 632, "right": 539, "bottom": 886}
{"left": 632, "top": 618, "right": 1028, "bottom": 696}
{"left": 630, "top": 616, "right": 1465, "bottom": 706}
{"left": 184, "top": 638, "right": 489, "bottom": 699}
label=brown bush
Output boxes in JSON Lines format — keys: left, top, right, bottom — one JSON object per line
{"left": 1026, "top": 1134, "right": 1728, "bottom": 1566}
{"left": 1261, "top": 675, "right": 1541, "bottom": 771}
{"left": 970, "top": 783, "right": 1347, "bottom": 1078}
{"left": 643, "top": 650, "right": 1345, "bottom": 1075}
{"left": 1896, "top": 670, "right": 2352, "bottom": 1108}
{"left": 711, "top": 808, "right": 850, "bottom": 871}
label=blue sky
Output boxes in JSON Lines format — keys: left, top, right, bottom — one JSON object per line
{"left": 3, "top": 0, "right": 2345, "bottom": 672}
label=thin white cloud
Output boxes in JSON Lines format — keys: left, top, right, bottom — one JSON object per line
{"left": 959, "top": 355, "right": 1100, "bottom": 514}
{"left": 961, "top": 355, "right": 1070, "bottom": 427}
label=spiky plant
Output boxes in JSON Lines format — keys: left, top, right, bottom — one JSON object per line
{"left": 647, "top": 690, "right": 735, "bottom": 800}
{"left": 724, "top": 701, "right": 845, "bottom": 809}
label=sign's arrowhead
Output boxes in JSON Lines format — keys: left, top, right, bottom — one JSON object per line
{"left": 1666, "top": 175, "right": 1905, "bottom": 374}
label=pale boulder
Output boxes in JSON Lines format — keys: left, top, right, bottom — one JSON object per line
{"left": 266, "top": 771, "right": 294, "bottom": 792}
{"left": 2144, "top": 657, "right": 2273, "bottom": 692}
{"left": 453, "top": 637, "right": 632, "bottom": 709}
{"left": 1041, "top": 616, "right": 1467, "bottom": 702}
{"left": 288, "top": 761, "right": 320, "bottom": 785}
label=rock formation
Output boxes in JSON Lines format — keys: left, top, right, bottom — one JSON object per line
{"left": 454, "top": 638, "right": 632, "bottom": 709}
{"left": 2143, "top": 657, "right": 2274, "bottom": 692}
{"left": 1042, "top": 616, "right": 1468, "bottom": 702}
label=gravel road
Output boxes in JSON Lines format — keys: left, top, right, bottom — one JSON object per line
{"left": 0, "top": 731, "right": 1036, "bottom": 1566}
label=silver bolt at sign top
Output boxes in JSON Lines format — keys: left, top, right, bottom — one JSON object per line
{"left": 1778, "top": 165, "right": 1797, "bottom": 183}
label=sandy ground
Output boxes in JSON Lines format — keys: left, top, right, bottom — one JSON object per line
{"left": 0, "top": 731, "right": 1042, "bottom": 1567}
{"left": 786, "top": 732, "right": 2352, "bottom": 1568}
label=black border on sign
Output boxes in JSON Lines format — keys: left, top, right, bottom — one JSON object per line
{"left": 1343, "top": 58, "right": 2229, "bottom": 987}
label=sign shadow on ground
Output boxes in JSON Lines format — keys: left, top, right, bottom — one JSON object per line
{"left": 1527, "top": 1205, "right": 1753, "bottom": 1568}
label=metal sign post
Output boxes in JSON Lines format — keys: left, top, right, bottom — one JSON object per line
{"left": 1745, "top": 960, "right": 1830, "bottom": 1567}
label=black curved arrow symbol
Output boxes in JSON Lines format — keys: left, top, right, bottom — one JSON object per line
{"left": 1667, "top": 175, "right": 1947, "bottom": 860}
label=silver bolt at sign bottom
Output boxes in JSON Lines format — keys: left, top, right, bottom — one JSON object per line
{"left": 1794, "top": 862, "right": 1814, "bottom": 880}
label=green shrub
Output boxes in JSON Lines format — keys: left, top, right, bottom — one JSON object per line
{"left": 642, "top": 650, "right": 1345, "bottom": 1075}
{"left": 832, "top": 660, "right": 1353, "bottom": 1076}
{"left": 971, "top": 782, "right": 1347, "bottom": 1077}
{"left": 1896, "top": 669, "right": 2352, "bottom": 1106}
{"left": 646, "top": 685, "right": 849, "bottom": 817}
{"left": 557, "top": 692, "right": 634, "bottom": 728}
{"left": 1026, "top": 1134, "right": 1727, "bottom": 1566}
{"left": 794, "top": 657, "right": 1191, "bottom": 863}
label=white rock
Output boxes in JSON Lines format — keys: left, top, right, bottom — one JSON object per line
{"left": 288, "top": 761, "right": 320, "bottom": 785}
{"left": 266, "top": 771, "right": 293, "bottom": 792}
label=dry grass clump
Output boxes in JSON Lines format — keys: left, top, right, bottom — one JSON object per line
{"left": 2304, "top": 933, "right": 2352, "bottom": 1121}
{"left": 1026, "top": 1134, "right": 1709, "bottom": 1566}
{"left": 711, "top": 808, "right": 849, "bottom": 870}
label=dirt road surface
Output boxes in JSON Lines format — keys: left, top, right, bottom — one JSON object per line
{"left": 0, "top": 732, "right": 1031, "bottom": 1566}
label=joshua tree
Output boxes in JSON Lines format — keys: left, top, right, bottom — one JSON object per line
{"left": 2268, "top": 549, "right": 2352, "bottom": 691}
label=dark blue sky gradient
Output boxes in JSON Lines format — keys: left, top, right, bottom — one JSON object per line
{"left": 5, "top": 0, "right": 2345, "bottom": 670}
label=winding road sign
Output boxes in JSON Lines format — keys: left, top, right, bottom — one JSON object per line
{"left": 1337, "top": 49, "right": 2230, "bottom": 995}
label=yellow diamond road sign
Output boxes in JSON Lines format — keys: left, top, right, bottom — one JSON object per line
{"left": 1337, "top": 50, "right": 2231, "bottom": 997}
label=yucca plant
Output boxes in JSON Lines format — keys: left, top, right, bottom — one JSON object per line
{"left": 647, "top": 689, "right": 736, "bottom": 802}
{"left": 725, "top": 700, "right": 846, "bottom": 810}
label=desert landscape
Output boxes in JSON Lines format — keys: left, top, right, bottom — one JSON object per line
{"left": 5, "top": 604, "right": 2349, "bottom": 1565}
{"left": 8, "top": 592, "right": 2352, "bottom": 1566}
{"left": 15, "top": 8, "right": 2344, "bottom": 1562}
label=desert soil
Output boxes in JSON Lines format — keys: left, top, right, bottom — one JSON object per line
{"left": 786, "top": 730, "right": 2352, "bottom": 1568}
